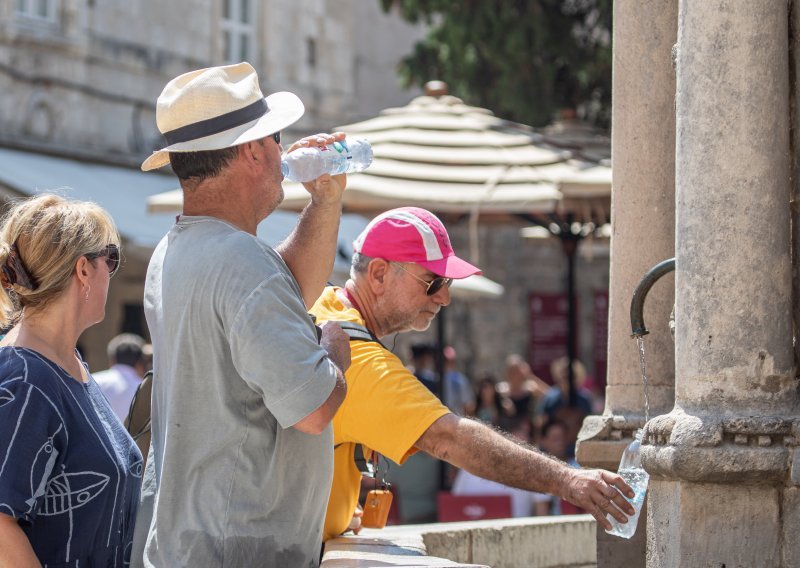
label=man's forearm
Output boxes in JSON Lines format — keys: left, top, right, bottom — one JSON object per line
{"left": 277, "top": 200, "right": 341, "bottom": 307}
{"left": 416, "top": 415, "right": 571, "bottom": 498}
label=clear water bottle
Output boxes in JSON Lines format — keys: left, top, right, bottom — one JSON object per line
{"left": 606, "top": 429, "right": 649, "bottom": 539}
{"left": 281, "top": 137, "right": 373, "bottom": 182}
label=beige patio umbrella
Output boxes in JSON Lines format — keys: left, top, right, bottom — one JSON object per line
{"left": 146, "top": 82, "right": 610, "bottom": 222}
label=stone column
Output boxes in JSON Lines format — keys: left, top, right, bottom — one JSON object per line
{"left": 575, "top": 2, "right": 677, "bottom": 566}
{"left": 642, "top": 2, "right": 795, "bottom": 566}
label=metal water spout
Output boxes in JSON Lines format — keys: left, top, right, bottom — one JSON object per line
{"left": 630, "top": 258, "right": 676, "bottom": 337}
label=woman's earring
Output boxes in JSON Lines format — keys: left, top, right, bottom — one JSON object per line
{"left": 85, "top": 285, "right": 91, "bottom": 302}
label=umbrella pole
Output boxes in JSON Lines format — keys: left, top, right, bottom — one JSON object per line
{"left": 523, "top": 212, "right": 581, "bottom": 404}
{"left": 564, "top": 235, "right": 578, "bottom": 406}
{"left": 435, "top": 306, "right": 447, "bottom": 491}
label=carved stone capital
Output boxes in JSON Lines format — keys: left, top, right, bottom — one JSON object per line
{"left": 641, "top": 409, "right": 795, "bottom": 483}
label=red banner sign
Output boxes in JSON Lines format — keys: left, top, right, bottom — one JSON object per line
{"left": 528, "top": 293, "right": 572, "bottom": 384}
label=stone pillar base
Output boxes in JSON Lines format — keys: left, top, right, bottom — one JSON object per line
{"left": 642, "top": 409, "right": 800, "bottom": 566}
{"left": 596, "top": 501, "right": 647, "bottom": 567}
{"left": 647, "top": 480, "right": 781, "bottom": 567}
{"left": 782, "top": 487, "right": 800, "bottom": 566}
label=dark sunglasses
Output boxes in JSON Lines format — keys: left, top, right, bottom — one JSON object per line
{"left": 394, "top": 262, "right": 453, "bottom": 296}
{"left": 86, "top": 244, "right": 121, "bottom": 276}
{"left": 271, "top": 131, "right": 281, "bottom": 144}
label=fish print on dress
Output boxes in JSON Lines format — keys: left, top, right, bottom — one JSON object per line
{"left": 25, "top": 428, "right": 61, "bottom": 511}
{"left": 0, "top": 385, "right": 15, "bottom": 406}
{"left": 37, "top": 471, "right": 110, "bottom": 516}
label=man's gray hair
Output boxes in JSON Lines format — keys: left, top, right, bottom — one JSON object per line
{"left": 350, "top": 252, "right": 374, "bottom": 279}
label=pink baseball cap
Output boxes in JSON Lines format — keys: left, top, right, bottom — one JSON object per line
{"left": 353, "top": 207, "right": 482, "bottom": 279}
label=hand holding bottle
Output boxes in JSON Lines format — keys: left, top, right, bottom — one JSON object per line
{"left": 284, "top": 131, "right": 349, "bottom": 206}
{"left": 562, "top": 466, "right": 635, "bottom": 531}
{"left": 282, "top": 136, "right": 373, "bottom": 183}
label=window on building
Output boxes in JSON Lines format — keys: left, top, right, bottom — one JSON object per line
{"left": 15, "top": 0, "right": 59, "bottom": 22}
{"left": 221, "top": 0, "right": 257, "bottom": 64}
{"left": 306, "top": 38, "right": 317, "bottom": 68}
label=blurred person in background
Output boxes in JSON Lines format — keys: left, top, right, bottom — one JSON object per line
{"left": 497, "top": 354, "right": 549, "bottom": 420}
{"left": 532, "top": 419, "right": 578, "bottom": 515}
{"left": 94, "top": 332, "right": 148, "bottom": 422}
{"left": 408, "top": 342, "right": 438, "bottom": 394}
{"left": 472, "top": 374, "right": 515, "bottom": 426}
{"left": 441, "top": 345, "right": 474, "bottom": 416}
{"left": 538, "top": 356, "right": 594, "bottom": 458}
{"left": 0, "top": 194, "right": 141, "bottom": 567}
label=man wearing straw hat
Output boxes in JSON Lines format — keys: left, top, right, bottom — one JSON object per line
{"left": 134, "top": 62, "right": 350, "bottom": 567}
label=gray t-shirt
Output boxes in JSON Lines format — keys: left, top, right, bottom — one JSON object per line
{"left": 134, "top": 216, "right": 337, "bottom": 568}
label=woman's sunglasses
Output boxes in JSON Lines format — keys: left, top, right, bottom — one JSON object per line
{"left": 86, "top": 244, "right": 121, "bottom": 277}
{"left": 271, "top": 131, "right": 281, "bottom": 144}
{"left": 394, "top": 262, "right": 453, "bottom": 296}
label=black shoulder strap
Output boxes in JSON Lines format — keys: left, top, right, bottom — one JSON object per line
{"left": 333, "top": 442, "right": 374, "bottom": 475}
{"left": 338, "top": 321, "right": 384, "bottom": 346}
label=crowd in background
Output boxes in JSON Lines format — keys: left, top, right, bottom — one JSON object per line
{"left": 407, "top": 342, "right": 605, "bottom": 518}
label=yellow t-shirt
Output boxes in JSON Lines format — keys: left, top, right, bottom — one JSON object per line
{"left": 311, "top": 287, "right": 451, "bottom": 542}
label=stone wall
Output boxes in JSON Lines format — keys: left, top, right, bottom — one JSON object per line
{"left": 0, "top": 0, "right": 425, "bottom": 164}
{"left": 323, "top": 516, "right": 598, "bottom": 568}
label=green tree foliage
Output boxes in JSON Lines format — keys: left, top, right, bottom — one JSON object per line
{"left": 381, "top": 0, "right": 612, "bottom": 127}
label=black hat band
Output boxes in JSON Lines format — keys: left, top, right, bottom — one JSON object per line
{"left": 162, "top": 98, "right": 269, "bottom": 146}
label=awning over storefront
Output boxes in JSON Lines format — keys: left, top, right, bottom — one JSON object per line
{"left": 0, "top": 147, "right": 178, "bottom": 249}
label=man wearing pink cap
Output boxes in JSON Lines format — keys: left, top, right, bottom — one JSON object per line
{"left": 310, "top": 207, "right": 635, "bottom": 542}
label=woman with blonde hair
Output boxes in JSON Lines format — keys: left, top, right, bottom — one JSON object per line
{"left": 0, "top": 194, "right": 141, "bottom": 567}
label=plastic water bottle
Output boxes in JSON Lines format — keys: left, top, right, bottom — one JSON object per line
{"left": 605, "top": 429, "right": 649, "bottom": 539}
{"left": 281, "top": 137, "right": 373, "bottom": 182}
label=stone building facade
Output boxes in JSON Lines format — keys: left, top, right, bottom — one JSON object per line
{"left": 0, "top": 0, "right": 426, "bottom": 371}
{"left": 0, "top": 0, "right": 424, "bottom": 162}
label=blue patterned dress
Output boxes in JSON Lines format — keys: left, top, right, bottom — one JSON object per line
{"left": 0, "top": 347, "right": 142, "bottom": 567}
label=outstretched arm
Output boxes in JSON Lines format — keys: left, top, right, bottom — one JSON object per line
{"left": 277, "top": 132, "right": 347, "bottom": 307}
{"left": 414, "top": 414, "right": 635, "bottom": 530}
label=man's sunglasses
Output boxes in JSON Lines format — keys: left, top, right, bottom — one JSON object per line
{"left": 271, "top": 131, "right": 281, "bottom": 144}
{"left": 86, "top": 244, "right": 121, "bottom": 277}
{"left": 394, "top": 262, "right": 453, "bottom": 296}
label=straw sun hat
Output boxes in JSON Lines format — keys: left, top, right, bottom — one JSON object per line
{"left": 141, "top": 62, "right": 304, "bottom": 171}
